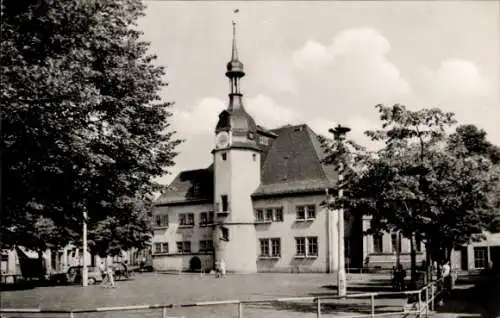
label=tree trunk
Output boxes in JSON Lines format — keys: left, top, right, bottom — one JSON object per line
{"left": 396, "top": 232, "right": 401, "bottom": 266}
{"left": 410, "top": 234, "right": 417, "bottom": 289}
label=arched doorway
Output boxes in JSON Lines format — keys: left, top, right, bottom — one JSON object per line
{"left": 189, "top": 256, "right": 202, "bottom": 272}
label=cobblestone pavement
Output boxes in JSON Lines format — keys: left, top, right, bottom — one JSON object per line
{"left": 0, "top": 272, "right": 410, "bottom": 318}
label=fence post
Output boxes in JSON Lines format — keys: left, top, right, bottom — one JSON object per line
{"left": 238, "top": 302, "right": 243, "bottom": 318}
{"left": 431, "top": 284, "right": 435, "bottom": 311}
{"left": 418, "top": 290, "right": 422, "bottom": 318}
{"left": 370, "top": 294, "right": 375, "bottom": 318}
{"left": 425, "top": 285, "right": 429, "bottom": 318}
{"left": 162, "top": 306, "right": 167, "bottom": 318}
{"left": 316, "top": 298, "right": 321, "bottom": 318}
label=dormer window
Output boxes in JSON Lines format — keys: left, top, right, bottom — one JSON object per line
{"left": 192, "top": 183, "right": 201, "bottom": 196}
{"left": 248, "top": 132, "right": 255, "bottom": 140}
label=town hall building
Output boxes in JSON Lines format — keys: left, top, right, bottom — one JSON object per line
{"left": 151, "top": 23, "right": 425, "bottom": 274}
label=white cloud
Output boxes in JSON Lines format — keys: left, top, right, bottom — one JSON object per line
{"left": 246, "top": 94, "right": 300, "bottom": 128}
{"left": 291, "top": 28, "right": 410, "bottom": 102}
{"left": 292, "top": 40, "right": 332, "bottom": 70}
{"left": 421, "top": 59, "right": 490, "bottom": 101}
{"left": 173, "top": 97, "right": 226, "bottom": 135}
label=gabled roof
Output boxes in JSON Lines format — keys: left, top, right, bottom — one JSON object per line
{"left": 155, "top": 165, "right": 214, "bottom": 206}
{"left": 155, "top": 124, "right": 338, "bottom": 205}
{"left": 252, "top": 124, "right": 337, "bottom": 198}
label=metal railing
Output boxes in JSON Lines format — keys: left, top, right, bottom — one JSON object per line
{"left": 0, "top": 278, "right": 446, "bottom": 318}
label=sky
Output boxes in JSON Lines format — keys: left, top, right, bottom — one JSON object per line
{"left": 138, "top": 1, "right": 500, "bottom": 185}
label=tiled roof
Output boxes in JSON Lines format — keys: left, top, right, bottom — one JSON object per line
{"left": 155, "top": 165, "right": 214, "bottom": 206}
{"left": 155, "top": 124, "right": 338, "bottom": 205}
{"left": 252, "top": 124, "right": 337, "bottom": 197}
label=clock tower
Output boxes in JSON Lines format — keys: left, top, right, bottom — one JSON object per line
{"left": 212, "top": 20, "right": 260, "bottom": 273}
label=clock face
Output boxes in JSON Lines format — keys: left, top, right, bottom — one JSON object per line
{"left": 216, "top": 131, "right": 230, "bottom": 148}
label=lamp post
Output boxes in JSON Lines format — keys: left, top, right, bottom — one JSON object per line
{"left": 82, "top": 210, "right": 88, "bottom": 287}
{"left": 332, "top": 124, "right": 350, "bottom": 297}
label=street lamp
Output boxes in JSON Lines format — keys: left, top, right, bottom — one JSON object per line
{"left": 82, "top": 211, "right": 88, "bottom": 287}
{"left": 332, "top": 124, "right": 351, "bottom": 297}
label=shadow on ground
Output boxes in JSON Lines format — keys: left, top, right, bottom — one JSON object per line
{"left": 436, "top": 274, "right": 500, "bottom": 318}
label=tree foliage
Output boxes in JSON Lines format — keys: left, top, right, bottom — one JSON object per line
{"left": 1, "top": 0, "right": 181, "bottom": 254}
{"left": 321, "top": 105, "right": 500, "bottom": 269}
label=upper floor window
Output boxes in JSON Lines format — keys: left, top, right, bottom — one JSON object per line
{"left": 415, "top": 234, "right": 422, "bottom": 252}
{"left": 200, "top": 211, "right": 215, "bottom": 227}
{"left": 192, "top": 183, "right": 201, "bottom": 196}
{"left": 221, "top": 153, "right": 227, "bottom": 161}
{"left": 153, "top": 242, "right": 168, "bottom": 254}
{"left": 259, "top": 136, "right": 270, "bottom": 146}
{"left": 176, "top": 241, "right": 191, "bottom": 254}
{"left": 296, "top": 205, "right": 316, "bottom": 221}
{"left": 179, "top": 213, "right": 195, "bottom": 227}
{"left": 255, "top": 207, "right": 284, "bottom": 223}
{"left": 199, "top": 240, "right": 214, "bottom": 253}
{"left": 154, "top": 215, "right": 169, "bottom": 228}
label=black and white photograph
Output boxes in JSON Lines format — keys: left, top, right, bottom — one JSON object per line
{"left": 1, "top": 1, "right": 499, "bottom": 317}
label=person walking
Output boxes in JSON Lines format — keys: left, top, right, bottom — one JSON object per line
{"left": 219, "top": 259, "right": 226, "bottom": 278}
{"left": 100, "top": 261, "right": 116, "bottom": 288}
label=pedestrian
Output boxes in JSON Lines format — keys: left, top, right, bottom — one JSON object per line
{"left": 219, "top": 259, "right": 226, "bottom": 278}
{"left": 100, "top": 261, "right": 116, "bottom": 288}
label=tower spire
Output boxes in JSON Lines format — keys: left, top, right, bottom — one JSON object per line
{"left": 231, "top": 20, "right": 239, "bottom": 61}
{"left": 225, "top": 10, "right": 245, "bottom": 99}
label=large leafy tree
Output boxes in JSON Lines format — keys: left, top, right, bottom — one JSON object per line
{"left": 322, "top": 105, "right": 499, "bottom": 286}
{"left": 1, "top": 0, "right": 181, "bottom": 254}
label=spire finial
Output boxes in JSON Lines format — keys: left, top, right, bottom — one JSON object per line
{"left": 231, "top": 9, "right": 239, "bottom": 61}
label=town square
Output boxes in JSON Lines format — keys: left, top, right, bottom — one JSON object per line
{"left": 1, "top": 1, "right": 499, "bottom": 318}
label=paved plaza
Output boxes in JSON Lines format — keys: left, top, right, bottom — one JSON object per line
{"left": 1, "top": 272, "right": 498, "bottom": 318}
{"left": 1, "top": 272, "right": 407, "bottom": 318}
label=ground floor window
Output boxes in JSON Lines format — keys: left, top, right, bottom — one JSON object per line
{"left": 474, "top": 246, "right": 488, "bottom": 269}
{"left": 259, "top": 238, "right": 281, "bottom": 258}
{"left": 295, "top": 236, "right": 318, "bottom": 258}
{"left": 153, "top": 242, "right": 168, "bottom": 254}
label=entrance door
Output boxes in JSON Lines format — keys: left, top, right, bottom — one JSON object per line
{"left": 490, "top": 246, "right": 500, "bottom": 273}
{"left": 460, "top": 247, "right": 468, "bottom": 271}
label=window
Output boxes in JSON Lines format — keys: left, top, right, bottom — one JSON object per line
{"left": 295, "top": 237, "right": 318, "bottom": 258}
{"left": 260, "top": 136, "right": 270, "bottom": 146}
{"left": 153, "top": 242, "right": 168, "bottom": 254}
{"left": 271, "top": 238, "right": 281, "bottom": 257}
{"left": 296, "top": 237, "right": 306, "bottom": 256}
{"left": 308, "top": 237, "right": 318, "bottom": 257}
{"left": 474, "top": 247, "right": 488, "bottom": 269}
{"left": 259, "top": 239, "right": 270, "bottom": 257}
{"left": 154, "top": 214, "right": 169, "bottom": 227}
{"left": 179, "top": 213, "right": 195, "bottom": 226}
{"left": 274, "top": 208, "right": 283, "bottom": 222}
{"left": 252, "top": 153, "right": 257, "bottom": 161}
{"left": 415, "top": 235, "right": 422, "bottom": 252}
{"left": 296, "top": 206, "right": 306, "bottom": 220}
{"left": 265, "top": 209, "right": 274, "bottom": 221}
{"left": 259, "top": 238, "right": 281, "bottom": 258}
{"left": 391, "top": 233, "right": 400, "bottom": 253}
{"left": 221, "top": 227, "right": 229, "bottom": 241}
{"left": 192, "top": 183, "right": 201, "bottom": 196}
{"left": 255, "top": 209, "right": 264, "bottom": 222}
{"left": 176, "top": 241, "right": 191, "bottom": 254}
{"left": 221, "top": 153, "right": 227, "bottom": 161}
{"left": 373, "top": 234, "right": 383, "bottom": 253}
{"left": 199, "top": 240, "right": 213, "bottom": 253}
{"left": 200, "top": 211, "right": 215, "bottom": 227}
{"left": 221, "top": 195, "right": 229, "bottom": 212}
{"left": 296, "top": 205, "right": 316, "bottom": 221}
